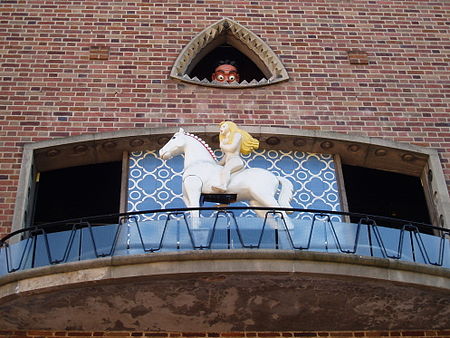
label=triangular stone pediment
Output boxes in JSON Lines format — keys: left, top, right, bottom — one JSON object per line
{"left": 170, "top": 18, "right": 289, "bottom": 88}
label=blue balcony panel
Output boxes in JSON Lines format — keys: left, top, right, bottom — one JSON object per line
{"left": 1, "top": 209, "right": 449, "bottom": 275}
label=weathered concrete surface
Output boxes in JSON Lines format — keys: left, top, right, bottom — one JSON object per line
{"left": 0, "top": 251, "right": 449, "bottom": 331}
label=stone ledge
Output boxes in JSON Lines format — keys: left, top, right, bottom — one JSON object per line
{"left": 1, "top": 250, "right": 449, "bottom": 301}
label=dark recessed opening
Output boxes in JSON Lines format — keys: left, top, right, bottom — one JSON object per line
{"left": 188, "top": 44, "right": 266, "bottom": 83}
{"left": 342, "top": 165, "right": 431, "bottom": 230}
{"left": 33, "top": 162, "right": 122, "bottom": 228}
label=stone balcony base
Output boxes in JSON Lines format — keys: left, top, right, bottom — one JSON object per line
{"left": 0, "top": 250, "right": 449, "bottom": 331}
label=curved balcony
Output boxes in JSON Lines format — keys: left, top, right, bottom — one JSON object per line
{"left": 1, "top": 207, "right": 449, "bottom": 274}
{"left": 0, "top": 207, "right": 449, "bottom": 331}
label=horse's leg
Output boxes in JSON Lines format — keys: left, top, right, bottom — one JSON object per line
{"left": 251, "top": 195, "right": 293, "bottom": 230}
{"left": 183, "top": 175, "right": 203, "bottom": 228}
{"left": 249, "top": 200, "right": 268, "bottom": 219}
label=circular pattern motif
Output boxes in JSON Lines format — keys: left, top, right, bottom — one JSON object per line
{"left": 348, "top": 144, "right": 360, "bottom": 152}
{"left": 265, "top": 137, "right": 280, "bottom": 145}
{"left": 375, "top": 148, "right": 387, "bottom": 157}
{"left": 73, "top": 145, "right": 88, "bottom": 154}
{"left": 402, "top": 153, "right": 415, "bottom": 162}
{"left": 320, "top": 141, "right": 333, "bottom": 150}
{"left": 46, "top": 149, "right": 60, "bottom": 157}
{"left": 130, "top": 138, "right": 145, "bottom": 147}
{"left": 102, "top": 141, "right": 117, "bottom": 150}
{"left": 293, "top": 138, "right": 307, "bottom": 147}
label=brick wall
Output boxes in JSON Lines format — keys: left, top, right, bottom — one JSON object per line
{"left": 0, "top": 0, "right": 449, "bottom": 235}
{"left": 1, "top": 331, "right": 450, "bottom": 338}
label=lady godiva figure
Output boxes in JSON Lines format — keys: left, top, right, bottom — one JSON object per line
{"left": 212, "top": 121, "right": 259, "bottom": 193}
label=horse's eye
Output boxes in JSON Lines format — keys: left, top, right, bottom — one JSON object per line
{"left": 172, "top": 136, "right": 176, "bottom": 139}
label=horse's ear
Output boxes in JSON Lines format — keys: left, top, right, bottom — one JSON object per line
{"left": 179, "top": 128, "right": 184, "bottom": 133}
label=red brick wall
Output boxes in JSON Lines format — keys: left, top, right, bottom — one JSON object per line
{"left": 0, "top": 331, "right": 449, "bottom": 338}
{"left": 1, "top": 0, "right": 449, "bottom": 235}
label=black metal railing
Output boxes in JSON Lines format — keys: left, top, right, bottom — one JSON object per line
{"left": 0, "top": 207, "right": 449, "bottom": 275}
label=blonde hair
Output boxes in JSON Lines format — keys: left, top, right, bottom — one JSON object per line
{"left": 219, "top": 121, "right": 259, "bottom": 155}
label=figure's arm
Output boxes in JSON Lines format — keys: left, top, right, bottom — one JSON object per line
{"left": 220, "top": 133, "right": 242, "bottom": 153}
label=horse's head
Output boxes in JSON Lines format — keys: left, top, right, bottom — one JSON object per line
{"left": 159, "top": 128, "right": 186, "bottom": 160}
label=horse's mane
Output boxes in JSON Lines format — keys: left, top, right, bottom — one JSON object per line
{"left": 184, "top": 132, "right": 218, "bottom": 161}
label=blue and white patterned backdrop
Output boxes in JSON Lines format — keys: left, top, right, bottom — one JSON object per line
{"left": 128, "top": 149, "right": 342, "bottom": 221}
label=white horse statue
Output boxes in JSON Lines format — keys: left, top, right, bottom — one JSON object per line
{"left": 159, "top": 128, "right": 294, "bottom": 228}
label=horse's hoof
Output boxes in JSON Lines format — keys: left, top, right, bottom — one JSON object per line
{"left": 212, "top": 185, "right": 227, "bottom": 193}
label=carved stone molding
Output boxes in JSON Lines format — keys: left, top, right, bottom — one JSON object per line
{"left": 13, "top": 127, "right": 450, "bottom": 233}
{"left": 170, "top": 18, "right": 289, "bottom": 88}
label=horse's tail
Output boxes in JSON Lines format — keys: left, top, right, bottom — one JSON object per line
{"left": 277, "top": 176, "right": 293, "bottom": 212}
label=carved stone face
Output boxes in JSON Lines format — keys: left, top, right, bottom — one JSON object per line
{"left": 212, "top": 64, "right": 240, "bottom": 83}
